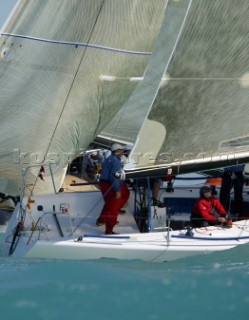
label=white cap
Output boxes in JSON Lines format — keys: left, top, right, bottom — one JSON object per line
{"left": 111, "top": 143, "right": 123, "bottom": 151}
{"left": 123, "top": 144, "right": 133, "bottom": 151}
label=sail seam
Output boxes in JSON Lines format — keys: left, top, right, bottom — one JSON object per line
{"left": 1, "top": 33, "right": 152, "bottom": 56}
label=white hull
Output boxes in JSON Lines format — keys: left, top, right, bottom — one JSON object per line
{"left": 20, "top": 223, "right": 249, "bottom": 263}
{"left": 3, "top": 185, "right": 249, "bottom": 262}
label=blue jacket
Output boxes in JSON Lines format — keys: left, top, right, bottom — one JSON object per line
{"left": 100, "top": 153, "right": 122, "bottom": 191}
{"left": 224, "top": 164, "right": 245, "bottom": 173}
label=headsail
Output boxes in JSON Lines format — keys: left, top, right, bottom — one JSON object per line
{"left": 126, "top": 0, "right": 249, "bottom": 175}
{"left": 0, "top": 0, "right": 167, "bottom": 195}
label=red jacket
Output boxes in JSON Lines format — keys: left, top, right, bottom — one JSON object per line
{"left": 192, "top": 196, "right": 226, "bottom": 223}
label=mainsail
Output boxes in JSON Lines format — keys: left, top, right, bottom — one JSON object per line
{"left": 125, "top": 0, "right": 249, "bottom": 175}
{"left": 0, "top": 0, "right": 167, "bottom": 196}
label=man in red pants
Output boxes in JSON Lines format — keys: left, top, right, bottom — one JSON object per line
{"left": 96, "top": 143, "right": 130, "bottom": 234}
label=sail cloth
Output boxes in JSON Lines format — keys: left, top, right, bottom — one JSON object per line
{"left": 0, "top": 0, "right": 167, "bottom": 196}
{"left": 100, "top": 0, "right": 193, "bottom": 146}
{"left": 126, "top": 0, "right": 249, "bottom": 175}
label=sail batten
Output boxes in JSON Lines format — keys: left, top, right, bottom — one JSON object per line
{"left": 1, "top": 33, "right": 153, "bottom": 55}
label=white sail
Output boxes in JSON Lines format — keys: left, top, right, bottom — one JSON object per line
{"left": 126, "top": 0, "right": 249, "bottom": 174}
{"left": 0, "top": 0, "right": 167, "bottom": 196}
{"left": 99, "top": 0, "right": 191, "bottom": 144}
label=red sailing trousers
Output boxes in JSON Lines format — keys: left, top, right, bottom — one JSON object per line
{"left": 98, "top": 180, "right": 130, "bottom": 233}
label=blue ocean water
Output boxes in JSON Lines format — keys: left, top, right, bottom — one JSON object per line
{"left": 0, "top": 232, "right": 249, "bottom": 320}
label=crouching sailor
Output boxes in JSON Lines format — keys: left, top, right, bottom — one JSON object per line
{"left": 191, "top": 186, "right": 232, "bottom": 228}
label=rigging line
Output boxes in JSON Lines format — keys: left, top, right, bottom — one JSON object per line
{"left": 72, "top": 183, "right": 113, "bottom": 234}
{"left": 30, "top": 0, "right": 107, "bottom": 192}
{"left": 1, "top": 33, "right": 152, "bottom": 56}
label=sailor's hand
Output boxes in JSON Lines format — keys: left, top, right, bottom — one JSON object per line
{"left": 116, "top": 191, "right": 121, "bottom": 199}
{"left": 217, "top": 217, "right": 226, "bottom": 223}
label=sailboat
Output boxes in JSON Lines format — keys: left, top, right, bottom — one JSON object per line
{"left": 2, "top": 0, "right": 249, "bottom": 262}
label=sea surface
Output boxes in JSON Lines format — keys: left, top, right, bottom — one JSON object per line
{"left": 0, "top": 231, "right": 249, "bottom": 320}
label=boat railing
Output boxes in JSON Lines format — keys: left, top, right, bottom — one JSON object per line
{"left": 21, "top": 163, "right": 58, "bottom": 196}
{"left": 17, "top": 163, "right": 61, "bottom": 227}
